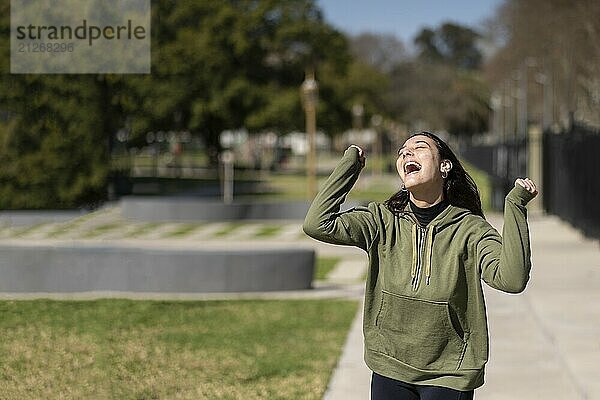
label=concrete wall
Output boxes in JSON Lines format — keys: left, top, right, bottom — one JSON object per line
{"left": 121, "top": 197, "right": 363, "bottom": 221}
{"left": 0, "top": 210, "right": 87, "bottom": 227}
{"left": 0, "top": 244, "right": 314, "bottom": 293}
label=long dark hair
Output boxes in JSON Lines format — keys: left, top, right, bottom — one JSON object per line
{"left": 384, "top": 131, "right": 484, "bottom": 218}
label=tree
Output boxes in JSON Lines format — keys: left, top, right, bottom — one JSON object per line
{"left": 0, "top": 0, "right": 364, "bottom": 208}
{"left": 381, "top": 22, "right": 489, "bottom": 136}
{"left": 414, "top": 28, "right": 443, "bottom": 64}
{"left": 484, "top": 0, "right": 600, "bottom": 128}
{"left": 349, "top": 32, "right": 407, "bottom": 73}
{"left": 0, "top": 74, "right": 114, "bottom": 208}
{"left": 0, "top": 0, "right": 127, "bottom": 208}
{"left": 126, "top": 0, "right": 355, "bottom": 162}
{"left": 415, "top": 23, "right": 483, "bottom": 70}
{"left": 386, "top": 62, "right": 489, "bottom": 136}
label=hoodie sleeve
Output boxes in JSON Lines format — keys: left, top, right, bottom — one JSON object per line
{"left": 477, "top": 184, "right": 536, "bottom": 293}
{"left": 302, "top": 146, "right": 379, "bottom": 251}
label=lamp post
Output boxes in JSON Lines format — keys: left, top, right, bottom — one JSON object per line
{"left": 352, "top": 103, "right": 364, "bottom": 131}
{"left": 220, "top": 150, "right": 234, "bottom": 204}
{"left": 371, "top": 114, "right": 383, "bottom": 176}
{"left": 490, "top": 91, "right": 502, "bottom": 139}
{"left": 503, "top": 79, "right": 514, "bottom": 142}
{"left": 535, "top": 71, "right": 553, "bottom": 132}
{"left": 146, "top": 132, "right": 158, "bottom": 177}
{"left": 301, "top": 70, "right": 319, "bottom": 199}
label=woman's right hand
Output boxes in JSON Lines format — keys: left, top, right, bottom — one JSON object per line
{"left": 348, "top": 144, "right": 366, "bottom": 167}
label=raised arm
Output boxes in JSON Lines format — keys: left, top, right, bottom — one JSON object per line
{"left": 302, "top": 146, "right": 379, "bottom": 251}
{"left": 477, "top": 179, "right": 538, "bottom": 293}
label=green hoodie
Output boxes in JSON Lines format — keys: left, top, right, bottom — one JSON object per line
{"left": 303, "top": 147, "right": 536, "bottom": 391}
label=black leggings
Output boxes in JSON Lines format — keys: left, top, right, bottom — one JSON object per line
{"left": 371, "top": 372, "right": 474, "bottom": 400}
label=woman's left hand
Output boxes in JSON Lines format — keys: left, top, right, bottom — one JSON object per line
{"left": 515, "top": 178, "right": 538, "bottom": 197}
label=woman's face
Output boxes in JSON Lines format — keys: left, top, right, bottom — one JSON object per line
{"left": 396, "top": 135, "right": 443, "bottom": 191}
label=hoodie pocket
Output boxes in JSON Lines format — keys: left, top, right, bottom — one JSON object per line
{"left": 375, "top": 290, "right": 467, "bottom": 371}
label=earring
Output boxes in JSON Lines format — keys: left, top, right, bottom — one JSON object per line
{"left": 441, "top": 171, "right": 448, "bottom": 179}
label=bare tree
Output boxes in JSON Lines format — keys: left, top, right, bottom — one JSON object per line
{"left": 485, "top": 0, "right": 600, "bottom": 129}
{"left": 349, "top": 32, "right": 408, "bottom": 73}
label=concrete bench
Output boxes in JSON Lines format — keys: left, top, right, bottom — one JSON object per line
{"left": 0, "top": 243, "right": 314, "bottom": 293}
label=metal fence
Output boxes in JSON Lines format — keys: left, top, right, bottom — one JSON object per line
{"left": 543, "top": 124, "right": 600, "bottom": 239}
{"left": 459, "top": 138, "right": 528, "bottom": 210}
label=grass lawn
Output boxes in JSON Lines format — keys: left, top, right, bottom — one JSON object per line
{"left": 0, "top": 299, "right": 358, "bottom": 400}
{"left": 462, "top": 160, "right": 493, "bottom": 212}
{"left": 163, "top": 223, "right": 205, "bottom": 238}
{"left": 244, "top": 172, "right": 398, "bottom": 204}
{"left": 81, "top": 222, "right": 125, "bottom": 239}
{"left": 315, "top": 257, "right": 341, "bottom": 280}
{"left": 254, "top": 224, "right": 284, "bottom": 238}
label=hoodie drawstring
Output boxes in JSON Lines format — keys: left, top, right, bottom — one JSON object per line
{"left": 424, "top": 227, "right": 435, "bottom": 285}
{"left": 411, "top": 223, "right": 435, "bottom": 290}
{"left": 411, "top": 224, "right": 418, "bottom": 282}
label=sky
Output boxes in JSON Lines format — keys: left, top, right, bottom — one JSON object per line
{"left": 316, "top": 0, "right": 503, "bottom": 44}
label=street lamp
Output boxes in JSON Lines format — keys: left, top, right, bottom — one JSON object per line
{"left": 503, "top": 79, "right": 514, "bottom": 141}
{"left": 490, "top": 91, "right": 502, "bottom": 139}
{"left": 301, "top": 70, "right": 319, "bottom": 199}
{"left": 371, "top": 114, "right": 383, "bottom": 176}
{"left": 352, "top": 103, "right": 364, "bottom": 131}
{"left": 534, "top": 71, "right": 553, "bottom": 132}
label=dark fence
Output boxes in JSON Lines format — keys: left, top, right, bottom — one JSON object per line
{"left": 459, "top": 138, "right": 528, "bottom": 210}
{"left": 543, "top": 124, "right": 600, "bottom": 239}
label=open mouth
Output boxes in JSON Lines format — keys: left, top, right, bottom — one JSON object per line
{"left": 404, "top": 161, "right": 422, "bottom": 175}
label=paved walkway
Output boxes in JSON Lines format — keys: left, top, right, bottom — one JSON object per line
{"left": 323, "top": 213, "right": 600, "bottom": 400}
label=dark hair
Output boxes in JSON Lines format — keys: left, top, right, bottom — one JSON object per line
{"left": 384, "top": 131, "right": 484, "bottom": 218}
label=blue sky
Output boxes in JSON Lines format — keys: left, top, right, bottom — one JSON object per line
{"left": 316, "top": 0, "right": 503, "bottom": 44}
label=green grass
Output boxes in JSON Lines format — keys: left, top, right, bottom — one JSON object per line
{"left": 248, "top": 174, "right": 313, "bottom": 200}
{"left": 254, "top": 225, "right": 283, "bottom": 238}
{"left": 461, "top": 160, "right": 493, "bottom": 212}
{"left": 315, "top": 257, "right": 341, "bottom": 280}
{"left": 0, "top": 299, "right": 358, "bottom": 400}
{"left": 11, "top": 223, "right": 46, "bottom": 238}
{"left": 81, "top": 222, "right": 124, "bottom": 239}
{"left": 163, "top": 223, "right": 204, "bottom": 238}
{"left": 213, "top": 222, "right": 246, "bottom": 237}
{"left": 123, "top": 222, "right": 162, "bottom": 238}
{"left": 45, "top": 210, "right": 109, "bottom": 238}
{"left": 244, "top": 172, "right": 399, "bottom": 203}
{"left": 45, "top": 223, "right": 76, "bottom": 238}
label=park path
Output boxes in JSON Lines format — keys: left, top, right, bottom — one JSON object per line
{"left": 322, "top": 212, "right": 600, "bottom": 400}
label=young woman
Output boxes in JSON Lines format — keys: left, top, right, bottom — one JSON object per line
{"left": 303, "top": 131, "right": 538, "bottom": 400}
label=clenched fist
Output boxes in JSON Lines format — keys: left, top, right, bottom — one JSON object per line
{"left": 515, "top": 178, "right": 538, "bottom": 197}
{"left": 348, "top": 144, "right": 366, "bottom": 167}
